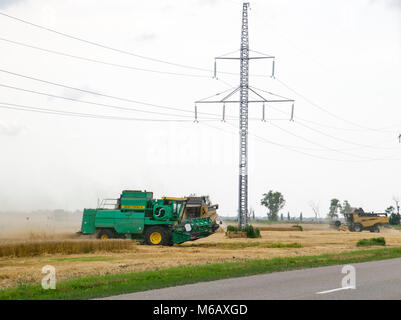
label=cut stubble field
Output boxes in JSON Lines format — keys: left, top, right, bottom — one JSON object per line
{"left": 1, "top": 223, "right": 401, "bottom": 290}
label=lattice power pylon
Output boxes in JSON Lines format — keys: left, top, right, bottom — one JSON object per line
{"left": 195, "top": 2, "right": 294, "bottom": 229}
{"left": 238, "top": 2, "right": 250, "bottom": 229}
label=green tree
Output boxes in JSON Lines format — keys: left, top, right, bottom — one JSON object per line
{"left": 340, "top": 200, "right": 353, "bottom": 214}
{"left": 385, "top": 206, "right": 395, "bottom": 214}
{"left": 280, "top": 213, "right": 284, "bottom": 221}
{"left": 287, "top": 212, "right": 290, "bottom": 221}
{"left": 260, "top": 191, "right": 285, "bottom": 221}
{"left": 389, "top": 213, "right": 400, "bottom": 225}
{"left": 386, "top": 206, "right": 400, "bottom": 225}
{"left": 300, "top": 212, "right": 303, "bottom": 222}
{"left": 327, "top": 198, "right": 341, "bottom": 219}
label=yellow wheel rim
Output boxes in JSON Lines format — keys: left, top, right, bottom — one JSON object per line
{"left": 150, "top": 232, "right": 162, "bottom": 244}
{"left": 100, "top": 234, "right": 108, "bottom": 240}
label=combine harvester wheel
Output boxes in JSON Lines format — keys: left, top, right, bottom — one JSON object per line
{"left": 144, "top": 226, "right": 171, "bottom": 246}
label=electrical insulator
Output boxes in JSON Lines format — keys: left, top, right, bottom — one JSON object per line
{"left": 271, "top": 60, "right": 275, "bottom": 78}
{"left": 194, "top": 104, "right": 198, "bottom": 123}
{"left": 290, "top": 103, "right": 294, "bottom": 121}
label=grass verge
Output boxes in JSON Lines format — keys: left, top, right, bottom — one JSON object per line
{"left": 2, "top": 246, "right": 401, "bottom": 300}
{"left": 180, "top": 241, "right": 302, "bottom": 249}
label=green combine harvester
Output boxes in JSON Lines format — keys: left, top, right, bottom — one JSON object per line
{"left": 80, "top": 190, "right": 219, "bottom": 245}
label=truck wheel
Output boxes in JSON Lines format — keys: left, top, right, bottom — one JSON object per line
{"left": 371, "top": 225, "right": 380, "bottom": 233}
{"left": 97, "top": 229, "right": 115, "bottom": 240}
{"left": 144, "top": 227, "right": 169, "bottom": 246}
{"left": 354, "top": 224, "right": 362, "bottom": 232}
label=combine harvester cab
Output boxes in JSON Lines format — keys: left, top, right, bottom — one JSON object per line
{"left": 183, "top": 195, "right": 219, "bottom": 221}
{"left": 80, "top": 190, "right": 219, "bottom": 245}
{"left": 335, "top": 208, "right": 390, "bottom": 233}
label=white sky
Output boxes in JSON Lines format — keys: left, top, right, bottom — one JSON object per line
{"left": 0, "top": 0, "right": 400, "bottom": 218}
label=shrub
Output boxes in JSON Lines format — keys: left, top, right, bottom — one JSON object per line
{"left": 244, "top": 225, "right": 261, "bottom": 238}
{"left": 226, "top": 225, "right": 240, "bottom": 232}
{"left": 356, "top": 237, "right": 386, "bottom": 247}
{"left": 225, "top": 225, "right": 261, "bottom": 238}
{"left": 292, "top": 225, "right": 303, "bottom": 231}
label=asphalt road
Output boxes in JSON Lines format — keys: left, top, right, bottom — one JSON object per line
{"left": 101, "top": 258, "right": 401, "bottom": 300}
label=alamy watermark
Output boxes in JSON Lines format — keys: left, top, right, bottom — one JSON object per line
{"left": 41, "top": 265, "right": 56, "bottom": 290}
{"left": 316, "top": 264, "right": 356, "bottom": 294}
{"left": 341, "top": 264, "right": 356, "bottom": 289}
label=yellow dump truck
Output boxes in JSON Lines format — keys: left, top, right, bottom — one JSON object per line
{"left": 337, "top": 208, "right": 389, "bottom": 233}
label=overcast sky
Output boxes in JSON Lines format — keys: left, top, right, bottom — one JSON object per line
{"left": 0, "top": 0, "right": 400, "bottom": 218}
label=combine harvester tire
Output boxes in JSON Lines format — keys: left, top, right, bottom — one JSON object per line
{"left": 144, "top": 226, "right": 172, "bottom": 246}
{"left": 97, "top": 229, "right": 115, "bottom": 240}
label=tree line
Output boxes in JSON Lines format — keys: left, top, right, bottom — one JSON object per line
{"left": 259, "top": 191, "right": 401, "bottom": 225}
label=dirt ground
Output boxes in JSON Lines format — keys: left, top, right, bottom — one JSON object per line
{"left": 1, "top": 223, "right": 401, "bottom": 289}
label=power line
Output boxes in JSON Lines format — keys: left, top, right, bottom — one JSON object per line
{"left": 256, "top": 95, "right": 400, "bottom": 151}
{"left": 6, "top": 96, "right": 379, "bottom": 161}
{"left": 204, "top": 121, "right": 337, "bottom": 152}
{"left": 0, "top": 68, "right": 238, "bottom": 119}
{"left": 0, "top": 37, "right": 210, "bottom": 78}
{"left": 0, "top": 82, "right": 206, "bottom": 119}
{"left": 251, "top": 84, "right": 377, "bottom": 132}
{"left": 0, "top": 11, "right": 213, "bottom": 73}
{"left": 274, "top": 77, "right": 391, "bottom": 132}
{"left": 0, "top": 12, "right": 270, "bottom": 78}
{"left": 222, "top": 122, "right": 401, "bottom": 162}
{"left": 2, "top": 8, "right": 398, "bottom": 156}
{"left": 216, "top": 121, "right": 395, "bottom": 162}
{"left": 293, "top": 116, "right": 396, "bottom": 133}
{"left": 0, "top": 68, "right": 281, "bottom": 121}
{"left": 259, "top": 98, "right": 399, "bottom": 151}
{"left": 293, "top": 119, "right": 399, "bottom": 151}
{"left": 0, "top": 101, "right": 204, "bottom": 122}
{"left": 2, "top": 68, "right": 391, "bottom": 153}
{"left": 269, "top": 122, "right": 401, "bottom": 161}
{"left": 1, "top": 10, "right": 396, "bottom": 135}
{"left": 6, "top": 96, "right": 359, "bottom": 160}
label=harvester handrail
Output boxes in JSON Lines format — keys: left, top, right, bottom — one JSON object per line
{"left": 97, "top": 198, "right": 118, "bottom": 209}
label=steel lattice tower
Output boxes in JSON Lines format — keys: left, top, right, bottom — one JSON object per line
{"left": 195, "top": 2, "right": 294, "bottom": 229}
{"left": 238, "top": 2, "right": 250, "bottom": 229}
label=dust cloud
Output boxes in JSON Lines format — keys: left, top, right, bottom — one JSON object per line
{"left": 0, "top": 210, "right": 82, "bottom": 240}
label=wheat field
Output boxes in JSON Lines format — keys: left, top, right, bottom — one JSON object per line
{"left": 0, "top": 239, "right": 137, "bottom": 258}
{"left": 1, "top": 224, "right": 401, "bottom": 289}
